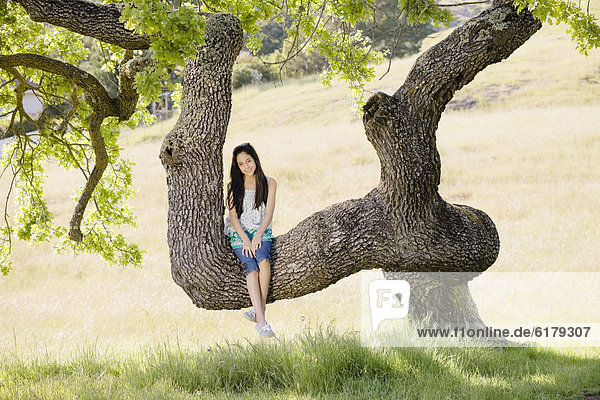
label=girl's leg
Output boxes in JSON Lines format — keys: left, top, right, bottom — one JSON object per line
{"left": 246, "top": 270, "right": 266, "bottom": 326}
{"left": 255, "top": 240, "right": 272, "bottom": 326}
{"left": 258, "top": 259, "right": 271, "bottom": 319}
{"left": 234, "top": 245, "right": 266, "bottom": 326}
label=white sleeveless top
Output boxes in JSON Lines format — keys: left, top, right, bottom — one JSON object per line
{"left": 223, "top": 177, "right": 273, "bottom": 246}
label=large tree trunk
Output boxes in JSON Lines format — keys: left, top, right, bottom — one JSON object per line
{"left": 159, "top": 1, "right": 542, "bottom": 317}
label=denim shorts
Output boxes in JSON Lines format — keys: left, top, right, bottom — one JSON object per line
{"left": 232, "top": 240, "right": 272, "bottom": 276}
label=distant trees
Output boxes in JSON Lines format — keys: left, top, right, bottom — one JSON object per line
{"left": 233, "top": 0, "right": 436, "bottom": 87}
{"left": 358, "top": 0, "right": 435, "bottom": 58}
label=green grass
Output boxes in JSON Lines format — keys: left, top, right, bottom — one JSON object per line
{"left": 2, "top": 326, "right": 599, "bottom": 399}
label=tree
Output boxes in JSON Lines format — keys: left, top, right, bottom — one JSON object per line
{"left": 1, "top": 0, "right": 598, "bottom": 326}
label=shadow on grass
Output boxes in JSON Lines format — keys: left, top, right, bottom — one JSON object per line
{"left": 1, "top": 324, "right": 599, "bottom": 399}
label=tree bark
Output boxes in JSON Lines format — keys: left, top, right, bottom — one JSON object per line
{"left": 15, "top": 0, "right": 151, "bottom": 50}
{"left": 160, "top": 3, "right": 542, "bottom": 312}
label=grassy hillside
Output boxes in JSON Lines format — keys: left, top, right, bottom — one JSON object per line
{"left": 0, "top": 10, "right": 599, "bottom": 398}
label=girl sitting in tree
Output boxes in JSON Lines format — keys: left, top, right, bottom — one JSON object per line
{"left": 224, "top": 143, "right": 277, "bottom": 338}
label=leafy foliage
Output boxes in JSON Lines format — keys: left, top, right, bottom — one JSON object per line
{"left": 0, "top": 1, "right": 143, "bottom": 272}
{"left": 121, "top": 0, "right": 205, "bottom": 102}
{"left": 514, "top": 0, "right": 600, "bottom": 55}
{"left": 78, "top": 38, "right": 120, "bottom": 98}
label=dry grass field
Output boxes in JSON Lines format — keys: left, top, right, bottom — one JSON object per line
{"left": 1, "top": 20, "right": 599, "bottom": 359}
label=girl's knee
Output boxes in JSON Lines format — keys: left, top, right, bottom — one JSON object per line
{"left": 258, "top": 258, "right": 270, "bottom": 269}
{"left": 246, "top": 269, "right": 259, "bottom": 279}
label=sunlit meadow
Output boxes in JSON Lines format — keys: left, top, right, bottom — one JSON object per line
{"left": 1, "top": 20, "right": 599, "bottom": 364}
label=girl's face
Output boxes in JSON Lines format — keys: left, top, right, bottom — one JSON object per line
{"left": 236, "top": 151, "right": 256, "bottom": 177}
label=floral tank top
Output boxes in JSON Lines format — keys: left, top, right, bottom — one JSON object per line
{"left": 224, "top": 177, "right": 273, "bottom": 248}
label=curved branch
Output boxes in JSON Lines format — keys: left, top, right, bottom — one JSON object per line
{"left": 167, "top": 184, "right": 499, "bottom": 310}
{"left": 15, "top": 0, "right": 151, "bottom": 50}
{"left": 358, "top": 2, "right": 542, "bottom": 218}
{"left": 68, "top": 112, "right": 108, "bottom": 242}
{"left": 116, "top": 51, "right": 154, "bottom": 121}
{"left": 394, "top": 1, "right": 541, "bottom": 115}
{"left": 0, "top": 50, "right": 147, "bottom": 121}
{"left": 0, "top": 53, "right": 115, "bottom": 113}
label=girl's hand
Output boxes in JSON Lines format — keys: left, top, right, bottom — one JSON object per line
{"left": 242, "top": 237, "right": 253, "bottom": 257}
{"left": 251, "top": 235, "right": 262, "bottom": 257}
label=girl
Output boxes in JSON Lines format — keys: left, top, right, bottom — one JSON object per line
{"left": 224, "top": 143, "right": 277, "bottom": 338}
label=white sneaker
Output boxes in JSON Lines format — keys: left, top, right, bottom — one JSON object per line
{"left": 255, "top": 322, "right": 275, "bottom": 338}
{"left": 242, "top": 309, "right": 256, "bottom": 322}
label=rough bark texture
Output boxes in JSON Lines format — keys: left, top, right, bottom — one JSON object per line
{"left": 159, "top": 13, "right": 247, "bottom": 307}
{"left": 160, "top": 3, "right": 542, "bottom": 311}
{"left": 15, "top": 0, "right": 151, "bottom": 50}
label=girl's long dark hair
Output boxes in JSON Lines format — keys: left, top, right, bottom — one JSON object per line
{"left": 227, "top": 143, "right": 268, "bottom": 217}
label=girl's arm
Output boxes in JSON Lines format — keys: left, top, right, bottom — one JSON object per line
{"left": 255, "top": 177, "right": 277, "bottom": 239}
{"left": 229, "top": 206, "right": 251, "bottom": 242}
{"left": 227, "top": 183, "right": 252, "bottom": 253}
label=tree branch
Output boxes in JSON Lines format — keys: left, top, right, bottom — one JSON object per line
{"left": 363, "top": 2, "right": 541, "bottom": 225}
{"left": 0, "top": 53, "right": 115, "bottom": 113}
{"left": 15, "top": 0, "right": 151, "bottom": 50}
{"left": 68, "top": 112, "right": 108, "bottom": 242}
{"left": 116, "top": 51, "right": 154, "bottom": 121}
{"left": 394, "top": 1, "right": 541, "bottom": 115}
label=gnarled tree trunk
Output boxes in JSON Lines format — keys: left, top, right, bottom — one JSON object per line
{"left": 159, "top": 1, "right": 542, "bottom": 328}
